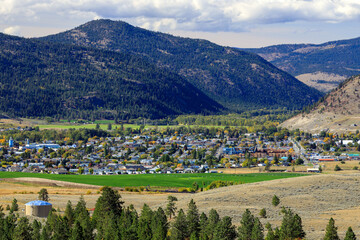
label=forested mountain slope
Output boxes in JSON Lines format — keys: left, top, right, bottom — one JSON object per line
{"left": 244, "top": 37, "right": 360, "bottom": 93}
{"left": 39, "top": 19, "right": 322, "bottom": 111}
{"left": 0, "top": 33, "right": 222, "bottom": 119}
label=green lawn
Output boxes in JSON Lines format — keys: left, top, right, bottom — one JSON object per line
{"left": 0, "top": 172, "right": 306, "bottom": 188}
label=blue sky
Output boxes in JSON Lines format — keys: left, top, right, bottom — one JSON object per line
{"left": 1, "top": 0, "right": 360, "bottom": 47}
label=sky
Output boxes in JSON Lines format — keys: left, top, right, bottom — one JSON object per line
{"left": 1, "top": 0, "right": 360, "bottom": 48}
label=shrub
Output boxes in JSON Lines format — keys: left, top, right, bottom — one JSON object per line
{"left": 353, "top": 166, "right": 358, "bottom": 170}
{"left": 86, "top": 190, "right": 92, "bottom": 195}
{"left": 205, "top": 180, "right": 234, "bottom": 191}
{"left": 259, "top": 208, "right": 267, "bottom": 218}
{"left": 178, "top": 188, "right": 190, "bottom": 193}
{"left": 272, "top": 195, "right": 280, "bottom": 207}
{"left": 334, "top": 165, "right": 342, "bottom": 171}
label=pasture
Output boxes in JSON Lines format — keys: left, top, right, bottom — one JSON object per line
{"left": 0, "top": 172, "right": 306, "bottom": 188}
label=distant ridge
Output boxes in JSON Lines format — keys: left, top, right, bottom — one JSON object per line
{"left": 243, "top": 37, "right": 360, "bottom": 93}
{"left": 0, "top": 33, "right": 223, "bottom": 119}
{"left": 39, "top": 19, "right": 322, "bottom": 111}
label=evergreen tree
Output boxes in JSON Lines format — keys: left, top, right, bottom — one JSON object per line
{"left": 64, "top": 200, "right": 75, "bottom": 226}
{"left": 251, "top": 217, "right": 264, "bottom": 240}
{"left": 13, "top": 217, "right": 32, "bottom": 240}
{"left": 70, "top": 220, "right": 85, "bottom": 240}
{"left": 31, "top": 220, "right": 42, "bottom": 240}
{"left": 137, "top": 204, "right": 153, "bottom": 240}
{"left": 74, "top": 196, "right": 93, "bottom": 240}
{"left": 213, "top": 216, "right": 237, "bottom": 240}
{"left": 199, "top": 212, "right": 209, "bottom": 240}
{"left": 206, "top": 209, "right": 220, "bottom": 239}
{"left": 93, "top": 186, "right": 123, "bottom": 238}
{"left": 170, "top": 209, "right": 188, "bottom": 240}
{"left": 165, "top": 195, "right": 178, "bottom": 219}
{"left": 151, "top": 207, "right": 168, "bottom": 240}
{"left": 265, "top": 223, "right": 276, "bottom": 240}
{"left": 3, "top": 214, "right": 16, "bottom": 240}
{"left": 272, "top": 195, "right": 280, "bottom": 207}
{"left": 344, "top": 227, "right": 357, "bottom": 240}
{"left": 323, "top": 218, "right": 339, "bottom": 240}
{"left": 238, "top": 209, "right": 255, "bottom": 240}
{"left": 186, "top": 199, "right": 200, "bottom": 239}
{"left": 38, "top": 188, "right": 50, "bottom": 202}
{"left": 119, "top": 205, "right": 139, "bottom": 240}
{"left": 10, "top": 198, "right": 18, "bottom": 213}
{"left": 279, "top": 208, "right": 305, "bottom": 240}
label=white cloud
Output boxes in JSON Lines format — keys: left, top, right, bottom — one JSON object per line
{"left": 1, "top": 0, "right": 360, "bottom": 34}
{"left": 3, "top": 26, "right": 21, "bottom": 35}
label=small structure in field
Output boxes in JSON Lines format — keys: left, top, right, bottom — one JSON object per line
{"left": 25, "top": 200, "right": 52, "bottom": 217}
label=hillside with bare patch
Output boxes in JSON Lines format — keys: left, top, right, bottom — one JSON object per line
{"left": 282, "top": 75, "right": 360, "bottom": 133}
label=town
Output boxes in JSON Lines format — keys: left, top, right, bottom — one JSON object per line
{"left": 1, "top": 125, "right": 359, "bottom": 175}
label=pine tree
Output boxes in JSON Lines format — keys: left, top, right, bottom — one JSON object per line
{"left": 344, "top": 226, "right": 356, "bottom": 240}
{"left": 323, "top": 218, "right": 339, "bottom": 240}
{"left": 38, "top": 188, "right": 50, "bottom": 202}
{"left": 238, "top": 209, "right": 255, "bottom": 240}
{"left": 64, "top": 200, "right": 75, "bottom": 226}
{"left": 272, "top": 195, "right": 280, "bottom": 207}
{"left": 279, "top": 208, "right": 305, "bottom": 240}
{"left": 213, "top": 216, "right": 237, "bottom": 240}
{"left": 265, "top": 223, "right": 276, "bottom": 240}
{"left": 31, "top": 220, "right": 42, "bottom": 240}
{"left": 10, "top": 198, "right": 18, "bottom": 213}
{"left": 13, "top": 217, "right": 32, "bottom": 240}
{"left": 74, "top": 196, "right": 93, "bottom": 240}
{"left": 151, "top": 207, "right": 168, "bottom": 240}
{"left": 170, "top": 209, "right": 188, "bottom": 240}
{"left": 119, "top": 205, "right": 138, "bottom": 240}
{"left": 93, "top": 186, "right": 123, "bottom": 238}
{"left": 199, "top": 212, "right": 208, "bottom": 240}
{"left": 137, "top": 204, "right": 153, "bottom": 240}
{"left": 70, "top": 220, "right": 85, "bottom": 240}
{"left": 251, "top": 217, "right": 264, "bottom": 240}
{"left": 165, "top": 195, "right": 178, "bottom": 219}
{"left": 186, "top": 199, "right": 200, "bottom": 239}
{"left": 206, "top": 209, "right": 220, "bottom": 239}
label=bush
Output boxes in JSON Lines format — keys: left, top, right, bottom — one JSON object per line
{"left": 178, "top": 188, "right": 191, "bottom": 193}
{"left": 259, "top": 208, "right": 267, "bottom": 218}
{"left": 205, "top": 180, "right": 234, "bottom": 191}
{"left": 334, "top": 165, "right": 342, "bottom": 171}
{"left": 353, "top": 166, "right": 358, "bottom": 170}
{"left": 272, "top": 195, "right": 280, "bottom": 207}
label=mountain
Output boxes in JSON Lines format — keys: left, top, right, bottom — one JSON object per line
{"left": 39, "top": 19, "right": 322, "bottom": 111}
{"left": 281, "top": 75, "right": 360, "bottom": 133}
{"left": 243, "top": 37, "right": 360, "bottom": 93}
{"left": 0, "top": 33, "right": 223, "bottom": 120}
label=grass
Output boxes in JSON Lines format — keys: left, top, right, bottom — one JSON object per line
{"left": 0, "top": 172, "right": 306, "bottom": 188}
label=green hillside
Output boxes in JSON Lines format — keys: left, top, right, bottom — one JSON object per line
{"left": 40, "top": 19, "right": 323, "bottom": 111}
{"left": 0, "top": 33, "right": 223, "bottom": 120}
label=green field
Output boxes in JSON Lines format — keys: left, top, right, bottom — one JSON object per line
{"left": 38, "top": 123, "right": 228, "bottom": 130}
{"left": 0, "top": 172, "right": 306, "bottom": 188}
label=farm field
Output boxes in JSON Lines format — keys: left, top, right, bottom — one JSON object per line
{"left": 0, "top": 172, "right": 306, "bottom": 188}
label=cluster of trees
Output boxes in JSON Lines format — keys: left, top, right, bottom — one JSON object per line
{"left": 1, "top": 187, "right": 357, "bottom": 240}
